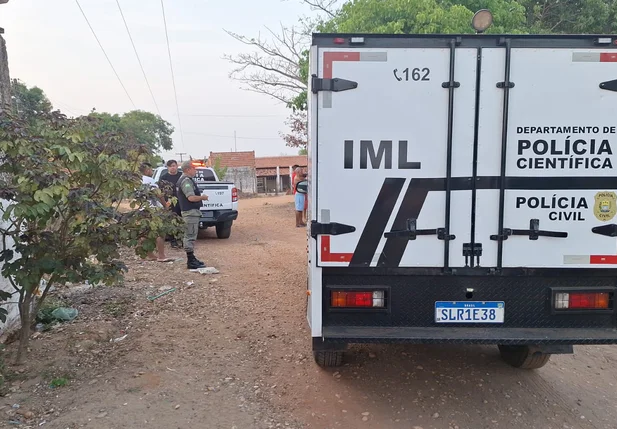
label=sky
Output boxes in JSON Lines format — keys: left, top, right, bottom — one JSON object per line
{"left": 1, "top": 0, "right": 314, "bottom": 160}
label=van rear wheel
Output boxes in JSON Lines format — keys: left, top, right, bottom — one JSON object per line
{"left": 498, "top": 345, "right": 551, "bottom": 369}
{"left": 314, "top": 351, "right": 344, "bottom": 368}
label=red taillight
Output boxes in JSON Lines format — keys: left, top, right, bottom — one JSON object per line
{"left": 331, "top": 291, "right": 385, "bottom": 308}
{"left": 570, "top": 293, "right": 609, "bottom": 309}
{"left": 554, "top": 292, "right": 610, "bottom": 310}
{"left": 232, "top": 187, "right": 238, "bottom": 202}
{"left": 333, "top": 37, "right": 346, "bottom": 44}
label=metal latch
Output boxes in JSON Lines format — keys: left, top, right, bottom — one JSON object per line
{"left": 490, "top": 219, "right": 568, "bottom": 241}
{"left": 592, "top": 224, "right": 617, "bottom": 237}
{"left": 311, "top": 75, "right": 358, "bottom": 94}
{"left": 310, "top": 221, "right": 355, "bottom": 239}
{"left": 600, "top": 79, "right": 617, "bottom": 92}
{"left": 463, "top": 243, "right": 482, "bottom": 266}
{"left": 384, "top": 218, "right": 455, "bottom": 241}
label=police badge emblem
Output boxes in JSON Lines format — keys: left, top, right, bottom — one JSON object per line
{"left": 594, "top": 191, "right": 617, "bottom": 221}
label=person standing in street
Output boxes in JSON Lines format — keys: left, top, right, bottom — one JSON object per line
{"left": 176, "top": 161, "right": 209, "bottom": 269}
{"left": 293, "top": 166, "right": 306, "bottom": 228}
{"left": 158, "top": 159, "right": 183, "bottom": 248}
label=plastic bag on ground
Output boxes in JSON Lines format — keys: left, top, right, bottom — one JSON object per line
{"left": 51, "top": 307, "right": 78, "bottom": 321}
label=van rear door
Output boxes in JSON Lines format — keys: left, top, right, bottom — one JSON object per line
{"left": 475, "top": 45, "right": 617, "bottom": 269}
{"left": 312, "top": 44, "right": 478, "bottom": 268}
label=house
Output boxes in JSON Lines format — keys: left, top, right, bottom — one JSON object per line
{"left": 255, "top": 155, "right": 308, "bottom": 194}
{"left": 207, "top": 151, "right": 257, "bottom": 194}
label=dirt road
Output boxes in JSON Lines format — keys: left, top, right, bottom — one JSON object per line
{"left": 2, "top": 195, "right": 617, "bottom": 429}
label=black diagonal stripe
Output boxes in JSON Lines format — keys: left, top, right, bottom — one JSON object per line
{"left": 349, "top": 178, "right": 406, "bottom": 267}
{"left": 377, "top": 179, "right": 437, "bottom": 268}
{"left": 373, "top": 175, "right": 617, "bottom": 268}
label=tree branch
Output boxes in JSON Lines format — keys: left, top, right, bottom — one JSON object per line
{"left": 223, "top": 21, "right": 311, "bottom": 104}
{"left": 300, "top": 0, "right": 339, "bottom": 18}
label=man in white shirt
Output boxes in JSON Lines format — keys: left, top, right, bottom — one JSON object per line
{"left": 139, "top": 163, "right": 173, "bottom": 262}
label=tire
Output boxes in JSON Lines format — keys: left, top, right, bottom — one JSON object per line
{"left": 313, "top": 351, "right": 344, "bottom": 368}
{"left": 216, "top": 221, "right": 232, "bottom": 239}
{"left": 498, "top": 345, "right": 552, "bottom": 369}
{"left": 197, "top": 228, "right": 209, "bottom": 239}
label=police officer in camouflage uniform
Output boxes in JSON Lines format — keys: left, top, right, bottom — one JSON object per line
{"left": 176, "top": 161, "right": 209, "bottom": 269}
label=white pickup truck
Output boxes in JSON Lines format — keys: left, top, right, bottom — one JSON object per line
{"left": 152, "top": 164, "right": 238, "bottom": 239}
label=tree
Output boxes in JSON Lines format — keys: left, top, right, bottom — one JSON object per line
{"left": 212, "top": 155, "right": 228, "bottom": 180}
{"left": 0, "top": 110, "right": 183, "bottom": 363}
{"left": 516, "top": 0, "right": 617, "bottom": 33}
{"left": 89, "top": 110, "right": 175, "bottom": 153}
{"left": 298, "top": 148, "right": 308, "bottom": 155}
{"left": 10, "top": 79, "right": 52, "bottom": 122}
{"left": 280, "top": 110, "right": 308, "bottom": 150}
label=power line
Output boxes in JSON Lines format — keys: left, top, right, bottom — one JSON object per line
{"left": 115, "top": 0, "right": 161, "bottom": 115}
{"left": 160, "top": 0, "right": 184, "bottom": 147}
{"left": 184, "top": 131, "right": 281, "bottom": 141}
{"left": 75, "top": 0, "right": 136, "bottom": 109}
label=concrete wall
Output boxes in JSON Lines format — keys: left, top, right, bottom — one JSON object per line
{"left": 223, "top": 167, "right": 257, "bottom": 194}
{"left": 0, "top": 33, "right": 19, "bottom": 337}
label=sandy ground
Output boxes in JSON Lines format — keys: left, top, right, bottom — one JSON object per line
{"left": 1, "top": 195, "right": 617, "bottom": 429}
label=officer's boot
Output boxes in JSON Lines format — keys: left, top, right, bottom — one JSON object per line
{"left": 194, "top": 254, "right": 207, "bottom": 267}
{"left": 186, "top": 252, "right": 206, "bottom": 269}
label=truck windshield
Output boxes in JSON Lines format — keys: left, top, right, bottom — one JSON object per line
{"left": 195, "top": 168, "right": 216, "bottom": 182}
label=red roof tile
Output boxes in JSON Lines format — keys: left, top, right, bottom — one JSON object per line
{"left": 255, "top": 155, "right": 307, "bottom": 169}
{"left": 209, "top": 151, "right": 255, "bottom": 168}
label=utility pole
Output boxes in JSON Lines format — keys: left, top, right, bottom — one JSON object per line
{"left": 175, "top": 152, "right": 187, "bottom": 162}
{"left": 234, "top": 130, "right": 237, "bottom": 152}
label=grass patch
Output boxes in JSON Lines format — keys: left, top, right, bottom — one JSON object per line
{"left": 103, "top": 301, "right": 128, "bottom": 318}
{"left": 49, "top": 377, "right": 69, "bottom": 388}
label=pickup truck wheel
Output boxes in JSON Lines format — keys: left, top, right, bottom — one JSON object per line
{"left": 498, "top": 345, "right": 551, "bottom": 369}
{"left": 215, "top": 221, "right": 232, "bottom": 239}
{"left": 313, "top": 351, "right": 344, "bottom": 368}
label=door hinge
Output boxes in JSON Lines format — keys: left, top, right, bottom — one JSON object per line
{"left": 592, "top": 224, "right": 617, "bottom": 237}
{"left": 490, "top": 219, "right": 568, "bottom": 241}
{"left": 384, "top": 218, "right": 455, "bottom": 241}
{"left": 463, "top": 243, "right": 482, "bottom": 266}
{"left": 310, "top": 221, "right": 355, "bottom": 239}
{"left": 600, "top": 79, "right": 617, "bottom": 92}
{"left": 311, "top": 75, "right": 358, "bottom": 94}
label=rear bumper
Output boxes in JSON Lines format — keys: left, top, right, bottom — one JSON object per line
{"left": 199, "top": 210, "right": 238, "bottom": 226}
{"left": 318, "top": 326, "right": 617, "bottom": 346}
{"left": 318, "top": 273, "right": 617, "bottom": 346}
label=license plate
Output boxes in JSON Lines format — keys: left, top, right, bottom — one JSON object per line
{"left": 435, "top": 301, "right": 505, "bottom": 324}
{"left": 201, "top": 211, "right": 214, "bottom": 218}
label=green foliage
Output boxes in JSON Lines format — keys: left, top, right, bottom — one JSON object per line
{"left": 0, "top": 290, "right": 10, "bottom": 323}
{"left": 0, "top": 110, "right": 183, "bottom": 362}
{"left": 88, "top": 110, "right": 175, "bottom": 153}
{"left": 49, "top": 377, "right": 69, "bottom": 388}
{"left": 36, "top": 297, "right": 67, "bottom": 325}
{"left": 212, "top": 156, "right": 228, "bottom": 180}
{"left": 517, "top": 0, "right": 617, "bottom": 33}
{"left": 10, "top": 79, "right": 53, "bottom": 122}
{"left": 298, "top": 148, "right": 308, "bottom": 155}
